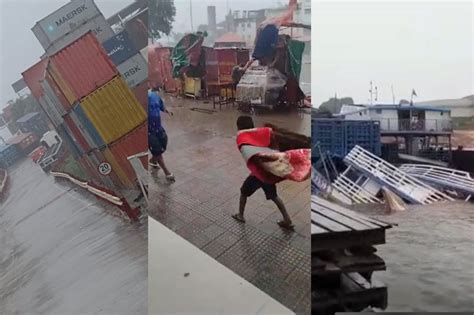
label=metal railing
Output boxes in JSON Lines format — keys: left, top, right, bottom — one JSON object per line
{"left": 379, "top": 119, "right": 453, "bottom": 132}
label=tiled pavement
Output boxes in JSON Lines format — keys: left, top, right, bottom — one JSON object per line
{"left": 148, "top": 98, "right": 311, "bottom": 314}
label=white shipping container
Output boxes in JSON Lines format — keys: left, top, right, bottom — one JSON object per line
{"left": 32, "top": 0, "right": 100, "bottom": 48}
{"left": 140, "top": 46, "right": 148, "bottom": 63}
{"left": 44, "top": 14, "right": 114, "bottom": 56}
{"left": 117, "top": 53, "right": 148, "bottom": 88}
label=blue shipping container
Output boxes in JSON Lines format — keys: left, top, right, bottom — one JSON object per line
{"left": 312, "top": 119, "right": 381, "bottom": 160}
{"left": 72, "top": 104, "right": 106, "bottom": 149}
{"left": 102, "top": 31, "right": 138, "bottom": 66}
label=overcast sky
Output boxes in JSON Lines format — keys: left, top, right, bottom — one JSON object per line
{"left": 170, "top": 0, "right": 283, "bottom": 35}
{"left": 0, "top": 0, "right": 133, "bottom": 108}
{"left": 312, "top": 1, "right": 473, "bottom": 106}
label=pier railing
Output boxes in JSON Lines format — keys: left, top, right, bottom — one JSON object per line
{"left": 379, "top": 119, "right": 453, "bottom": 132}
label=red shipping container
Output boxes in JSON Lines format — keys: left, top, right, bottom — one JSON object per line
{"left": 63, "top": 114, "right": 91, "bottom": 153}
{"left": 155, "top": 47, "right": 181, "bottom": 93}
{"left": 22, "top": 58, "right": 48, "bottom": 100}
{"left": 49, "top": 32, "right": 118, "bottom": 104}
{"left": 148, "top": 44, "right": 163, "bottom": 89}
{"left": 86, "top": 150, "right": 125, "bottom": 189}
{"left": 132, "top": 81, "right": 148, "bottom": 112}
{"left": 203, "top": 47, "right": 219, "bottom": 95}
{"left": 215, "top": 48, "right": 250, "bottom": 84}
{"left": 105, "top": 122, "right": 147, "bottom": 188}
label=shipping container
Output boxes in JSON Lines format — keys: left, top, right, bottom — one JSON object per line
{"left": 40, "top": 76, "right": 67, "bottom": 116}
{"left": 68, "top": 109, "right": 103, "bottom": 150}
{"left": 203, "top": 47, "right": 219, "bottom": 95}
{"left": 56, "top": 123, "right": 82, "bottom": 159}
{"left": 106, "top": 122, "right": 147, "bottom": 188}
{"left": 21, "top": 59, "right": 48, "bottom": 100}
{"left": 80, "top": 76, "right": 146, "bottom": 144}
{"left": 0, "top": 144, "right": 21, "bottom": 168}
{"left": 102, "top": 30, "right": 138, "bottom": 66}
{"left": 132, "top": 81, "right": 148, "bottom": 111}
{"left": 85, "top": 149, "right": 124, "bottom": 189}
{"left": 154, "top": 47, "right": 181, "bottom": 92}
{"left": 123, "top": 8, "right": 148, "bottom": 50}
{"left": 215, "top": 48, "right": 250, "bottom": 84}
{"left": 72, "top": 104, "right": 105, "bottom": 148}
{"left": 49, "top": 32, "right": 118, "bottom": 104}
{"left": 43, "top": 68, "right": 73, "bottom": 112}
{"left": 7, "top": 133, "right": 40, "bottom": 155}
{"left": 44, "top": 14, "right": 114, "bottom": 56}
{"left": 117, "top": 53, "right": 147, "bottom": 88}
{"left": 32, "top": 0, "right": 101, "bottom": 49}
{"left": 38, "top": 96, "right": 64, "bottom": 128}
{"left": 63, "top": 115, "right": 90, "bottom": 153}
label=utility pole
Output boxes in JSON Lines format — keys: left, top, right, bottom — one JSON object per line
{"left": 190, "top": 0, "right": 194, "bottom": 31}
{"left": 369, "top": 81, "right": 373, "bottom": 105}
{"left": 391, "top": 84, "right": 395, "bottom": 104}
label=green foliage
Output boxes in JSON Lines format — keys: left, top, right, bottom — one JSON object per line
{"left": 319, "top": 97, "right": 354, "bottom": 114}
{"left": 149, "top": 0, "right": 176, "bottom": 39}
{"left": 9, "top": 95, "right": 41, "bottom": 123}
{"left": 59, "top": 155, "right": 88, "bottom": 181}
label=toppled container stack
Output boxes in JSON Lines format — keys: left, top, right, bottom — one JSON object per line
{"left": 21, "top": 0, "right": 148, "bottom": 206}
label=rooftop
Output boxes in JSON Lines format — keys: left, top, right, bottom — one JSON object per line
{"left": 16, "top": 112, "right": 40, "bottom": 124}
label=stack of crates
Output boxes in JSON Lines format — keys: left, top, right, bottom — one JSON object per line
{"left": 312, "top": 119, "right": 381, "bottom": 160}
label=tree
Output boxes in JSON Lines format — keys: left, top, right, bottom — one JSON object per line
{"left": 149, "top": 0, "right": 176, "bottom": 40}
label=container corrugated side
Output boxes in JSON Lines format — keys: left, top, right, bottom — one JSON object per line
{"left": 38, "top": 96, "right": 64, "bottom": 128}
{"left": 102, "top": 30, "right": 138, "bottom": 66}
{"left": 117, "top": 53, "right": 147, "bottom": 88}
{"left": 47, "top": 62, "right": 76, "bottom": 107}
{"left": 44, "top": 68, "right": 73, "bottom": 112}
{"left": 107, "top": 122, "right": 147, "bottom": 187}
{"left": 32, "top": 0, "right": 100, "bottom": 49}
{"left": 148, "top": 45, "right": 163, "bottom": 88}
{"left": 63, "top": 115, "right": 90, "bottom": 153}
{"left": 21, "top": 59, "right": 48, "bottom": 99}
{"left": 57, "top": 123, "right": 82, "bottom": 159}
{"left": 68, "top": 109, "right": 101, "bottom": 150}
{"left": 45, "top": 13, "right": 114, "bottom": 56}
{"left": 40, "top": 77, "right": 67, "bottom": 116}
{"left": 203, "top": 47, "right": 219, "bottom": 94}
{"left": 80, "top": 76, "right": 146, "bottom": 144}
{"left": 216, "top": 48, "right": 238, "bottom": 84}
{"left": 73, "top": 104, "right": 105, "bottom": 148}
{"left": 132, "top": 81, "right": 148, "bottom": 112}
{"left": 85, "top": 149, "right": 124, "bottom": 189}
{"left": 50, "top": 32, "right": 118, "bottom": 103}
{"left": 101, "top": 148, "right": 133, "bottom": 188}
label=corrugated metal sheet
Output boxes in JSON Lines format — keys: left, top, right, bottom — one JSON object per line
{"left": 63, "top": 115, "right": 90, "bottom": 153}
{"left": 102, "top": 30, "right": 138, "bottom": 66}
{"left": 106, "top": 122, "right": 147, "bottom": 187}
{"left": 44, "top": 14, "right": 114, "bottom": 56}
{"left": 40, "top": 76, "right": 67, "bottom": 116}
{"left": 21, "top": 58, "right": 48, "bottom": 99}
{"left": 38, "top": 96, "right": 64, "bottom": 128}
{"left": 57, "top": 123, "right": 82, "bottom": 159}
{"left": 68, "top": 110, "right": 101, "bottom": 150}
{"left": 132, "top": 81, "right": 148, "bottom": 112}
{"left": 215, "top": 48, "right": 250, "bottom": 84}
{"left": 32, "top": 0, "right": 101, "bottom": 49}
{"left": 73, "top": 104, "right": 105, "bottom": 148}
{"left": 49, "top": 32, "right": 118, "bottom": 104}
{"left": 117, "top": 53, "right": 147, "bottom": 88}
{"left": 102, "top": 148, "right": 133, "bottom": 188}
{"left": 80, "top": 76, "right": 146, "bottom": 144}
{"left": 85, "top": 149, "right": 124, "bottom": 189}
{"left": 156, "top": 47, "right": 181, "bottom": 92}
{"left": 43, "top": 69, "right": 73, "bottom": 112}
{"left": 148, "top": 45, "right": 163, "bottom": 88}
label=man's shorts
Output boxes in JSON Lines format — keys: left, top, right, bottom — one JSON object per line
{"left": 148, "top": 127, "right": 168, "bottom": 156}
{"left": 240, "top": 175, "right": 277, "bottom": 200}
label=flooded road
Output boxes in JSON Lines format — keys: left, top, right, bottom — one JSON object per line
{"left": 0, "top": 160, "right": 147, "bottom": 314}
{"left": 355, "top": 201, "right": 474, "bottom": 312}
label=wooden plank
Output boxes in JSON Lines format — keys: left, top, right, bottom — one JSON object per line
{"left": 312, "top": 195, "right": 392, "bottom": 229}
{"left": 311, "top": 211, "right": 352, "bottom": 233}
{"left": 312, "top": 229, "right": 386, "bottom": 251}
{"left": 316, "top": 206, "right": 374, "bottom": 231}
{"left": 311, "top": 223, "right": 328, "bottom": 234}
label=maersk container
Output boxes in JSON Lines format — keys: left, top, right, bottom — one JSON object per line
{"left": 117, "top": 53, "right": 147, "bottom": 88}
{"left": 49, "top": 32, "right": 118, "bottom": 105}
{"left": 102, "top": 30, "right": 138, "bottom": 66}
{"left": 44, "top": 14, "right": 114, "bottom": 56}
{"left": 72, "top": 104, "right": 105, "bottom": 148}
{"left": 79, "top": 76, "right": 146, "bottom": 144}
{"left": 32, "top": 0, "right": 101, "bottom": 50}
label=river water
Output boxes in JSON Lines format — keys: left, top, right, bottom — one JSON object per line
{"left": 355, "top": 201, "right": 474, "bottom": 312}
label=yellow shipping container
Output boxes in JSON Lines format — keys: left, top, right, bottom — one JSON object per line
{"left": 80, "top": 76, "right": 146, "bottom": 144}
{"left": 184, "top": 77, "right": 201, "bottom": 97}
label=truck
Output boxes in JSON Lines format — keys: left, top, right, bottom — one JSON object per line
{"left": 37, "top": 130, "right": 62, "bottom": 172}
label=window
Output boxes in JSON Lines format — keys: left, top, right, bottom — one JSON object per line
{"left": 440, "top": 112, "right": 444, "bottom": 116}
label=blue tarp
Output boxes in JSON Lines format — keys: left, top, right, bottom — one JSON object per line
{"left": 252, "top": 24, "right": 279, "bottom": 60}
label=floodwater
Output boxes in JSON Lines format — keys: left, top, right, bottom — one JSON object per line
{"left": 0, "top": 160, "right": 147, "bottom": 314}
{"left": 355, "top": 201, "right": 474, "bottom": 312}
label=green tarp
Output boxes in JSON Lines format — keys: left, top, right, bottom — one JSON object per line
{"left": 171, "top": 33, "right": 205, "bottom": 78}
{"left": 287, "top": 39, "right": 305, "bottom": 82}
